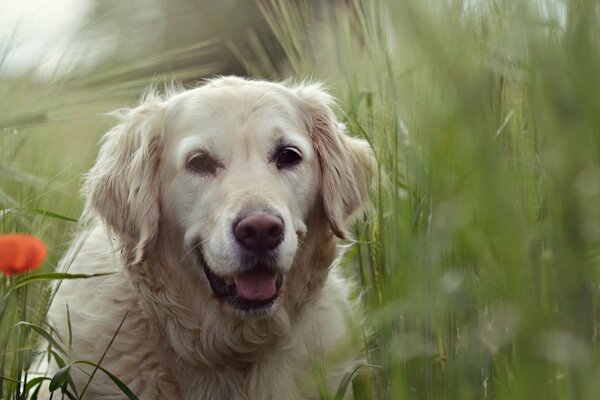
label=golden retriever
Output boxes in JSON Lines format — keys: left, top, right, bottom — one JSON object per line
{"left": 46, "top": 76, "right": 373, "bottom": 399}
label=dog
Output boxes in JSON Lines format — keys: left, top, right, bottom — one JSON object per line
{"left": 45, "top": 76, "right": 373, "bottom": 399}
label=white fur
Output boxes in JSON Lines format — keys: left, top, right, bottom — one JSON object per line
{"left": 45, "top": 77, "right": 373, "bottom": 399}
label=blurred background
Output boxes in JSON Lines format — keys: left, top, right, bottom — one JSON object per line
{"left": 1, "top": 0, "right": 265, "bottom": 78}
{"left": 1, "top": 0, "right": 600, "bottom": 399}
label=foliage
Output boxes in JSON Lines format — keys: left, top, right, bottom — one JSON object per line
{"left": 256, "top": 0, "right": 600, "bottom": 398}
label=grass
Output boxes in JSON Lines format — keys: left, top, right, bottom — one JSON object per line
{"left": 1, "top": 0, "right": 600, "bottom": 398}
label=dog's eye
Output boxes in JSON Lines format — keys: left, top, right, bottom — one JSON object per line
{"left": 275, "top": 146, "right": 302, "bottom": 169}
{"left": 187, "top": 152, "right": 221, "bottom": 175}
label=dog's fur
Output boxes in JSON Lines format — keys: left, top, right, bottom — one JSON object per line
{"left": 46, "top": 77, "right": 373, "bottom": 399}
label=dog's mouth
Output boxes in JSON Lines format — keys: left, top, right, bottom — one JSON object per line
{"left": 202, "top": 261, "right": 284, "bottom": 312}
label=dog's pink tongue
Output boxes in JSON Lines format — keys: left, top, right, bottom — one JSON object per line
{"left": 235, "top": 270, "right": 277, "bottom": 301}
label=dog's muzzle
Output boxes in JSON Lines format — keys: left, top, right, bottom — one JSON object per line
{"left": 198, "top": 211, "right": 286, "bottom": 313}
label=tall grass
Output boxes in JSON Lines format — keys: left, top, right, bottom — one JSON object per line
{"left": 255, "top": 0, "right": 600, "bottom": 399}
{"left": 2, "top": 0, "right": 600, "bottom": 398}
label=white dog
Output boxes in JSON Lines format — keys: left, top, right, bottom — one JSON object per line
{"left": 46, "top": 76, "right": 373, "bottom": 399}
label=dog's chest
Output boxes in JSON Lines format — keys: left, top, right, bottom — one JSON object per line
{"left": 173, "top": 358, "right": 303, "bottom": 400}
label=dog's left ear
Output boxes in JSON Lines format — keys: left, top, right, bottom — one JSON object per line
{"left": 295, "top": 83, "right": 375, "bottom": 239}
{"left": 83, "top": 93, "right": 165, "bottom": 264}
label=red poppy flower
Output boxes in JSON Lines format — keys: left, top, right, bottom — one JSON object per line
{"left": 0, "top": 234, "right": 47, "bottom": 276}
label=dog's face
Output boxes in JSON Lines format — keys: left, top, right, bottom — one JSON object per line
{"left": 160, "top": 81, "right": 320, "bottom": 314}
{"left": 84, "top": 77, "right": 372, "bottom": 318}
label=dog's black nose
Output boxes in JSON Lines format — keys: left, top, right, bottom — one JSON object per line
{"left": 234, "top": 214, "right": 284, "bottom": 252}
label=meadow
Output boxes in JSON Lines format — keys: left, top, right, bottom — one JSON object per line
{"left": 1, "top": 0, "right": 599, "bottom": 399}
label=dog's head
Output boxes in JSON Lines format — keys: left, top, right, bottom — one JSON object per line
{"left": 84, "top": 77, "right": 373, "bottom": 317}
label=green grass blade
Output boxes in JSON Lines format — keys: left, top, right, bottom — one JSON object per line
{"left": 47, "top": 351, "right": 79, "bottom": 398}
{"left": 24, "top": 377, "right": 50, "bottom": 393}
{"left": 11, "top": 273, "right": 114, "bottom": 291}
{"left": 77, "top": 312, "right": 130, "bottom": 400}
{"left": 74, "top": 361, "right": 139, "bottom": 400}
{"left": 333, "top": 365, "right": 362, "bottom": 400}
{"left": 11, "top": 323, "right": 68, "bottom": 357}
{"left": 26, "top": 377, "right": 50, "bottom": 400}
{"left": 0, "top": 273, "right": 113, "bottom": 316}
{"left": 0, "top": 376, "right": 22, "bottom": 385}
{"left": 25, "top": 209, "right": 78, "bottom": 223}
{"left": 48, "top": 364, "right": 71, "bottom": 392}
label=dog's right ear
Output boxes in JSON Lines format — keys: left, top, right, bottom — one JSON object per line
{"left": 83, "top": 94, "right": 165, "bottom": 264}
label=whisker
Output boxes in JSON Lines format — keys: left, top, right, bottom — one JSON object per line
{"left": 180, "top": 236, "right": 210, "bottom": 263}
